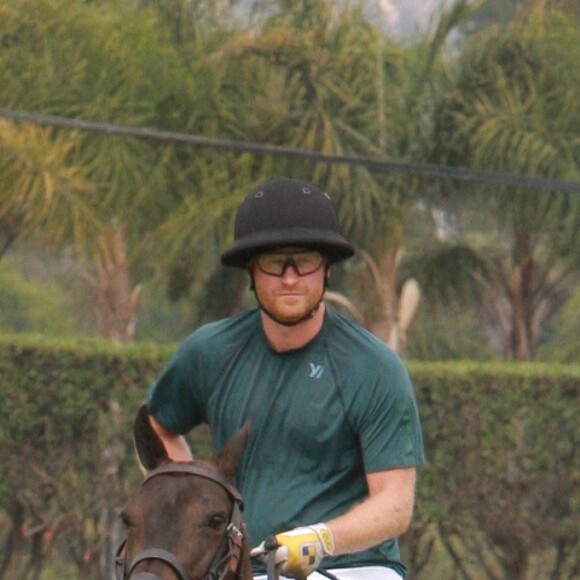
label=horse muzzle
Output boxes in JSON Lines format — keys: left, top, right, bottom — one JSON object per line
{"left": 116, "top": 545, "right": 193, "bottom": 580}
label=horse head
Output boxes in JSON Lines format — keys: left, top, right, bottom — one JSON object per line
{"left": 117, "top": 404, "right": 252, "bottom": 580}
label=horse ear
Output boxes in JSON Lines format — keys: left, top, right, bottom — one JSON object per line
{"left": 133, "top": 404, "right": 170, "bottom": 471}
{"left": 214, "top": 421, "right": 251, "bottom": 483}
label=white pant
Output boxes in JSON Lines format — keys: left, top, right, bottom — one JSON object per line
{"left": 254, "top": 566, "right": 403, "bottom": 579}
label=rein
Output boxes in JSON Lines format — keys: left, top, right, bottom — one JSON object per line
{"left": 116, "top": 463, "right": 246, "bottom": 580}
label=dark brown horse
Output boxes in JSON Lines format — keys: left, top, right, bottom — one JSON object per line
{"left": 116, "top": 405, "right": 253, "bottom": 580}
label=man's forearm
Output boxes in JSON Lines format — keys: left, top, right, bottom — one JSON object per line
{"left": 325, "top": 467, "right": 416, "bottom": 555}
{"left": 148, "top": 415, "right": 193, "bottom": 462}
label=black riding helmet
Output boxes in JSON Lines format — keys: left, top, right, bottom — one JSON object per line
{"left": 220, "top": 178, "right": 355, "bottom": 268}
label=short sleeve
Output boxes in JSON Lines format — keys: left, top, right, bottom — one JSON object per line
{"left": 146, "top": 335, "right": 208, "bottom": 434}
{"left": 349, "top": 351, "right": 425, "bottom": 471}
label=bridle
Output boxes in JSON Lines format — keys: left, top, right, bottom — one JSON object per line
{"left": 115, "top": 463, "right": 246, "bottom": 580}
{"left": 116, "top": 464, "right": 245, "bottom": 580}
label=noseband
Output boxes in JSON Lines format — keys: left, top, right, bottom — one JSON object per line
{"left": 116, "top": 463, "right": 245, "bottom": 580}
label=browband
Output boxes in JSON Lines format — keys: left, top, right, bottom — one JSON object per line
{"left": 142, "top": 463, "right": 244, "bottom": 506}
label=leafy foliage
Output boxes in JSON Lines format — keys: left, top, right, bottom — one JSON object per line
{"left": 0, "top": 260, "right": 77, "bottom": 336}
{"left": 0, "top": 336, "right": 578, "bottom": 577}
{"left": 537, "top": 285, "right": 580, "bottom": 363}
{"left": 429, "top": 10, "right": 580, "bottom": 359}
{"left": 0, "top": 0, "right": 577, "bottom": 358}
{"left": 406, "top": 361, "right": 580, "bottom": 578}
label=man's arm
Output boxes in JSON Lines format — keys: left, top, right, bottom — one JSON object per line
{"left": 148, "top": 414, "right": 193, "bottom": 462}
{"left": 326, "top": 466, "right": 416, "bottom": 555}
{"left": 269, "top": 466, "right": 416, "bottom": 577}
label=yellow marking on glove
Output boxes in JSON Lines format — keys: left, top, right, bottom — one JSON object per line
{"left": 274, "top": 523, "right": 334, "bottom": 578}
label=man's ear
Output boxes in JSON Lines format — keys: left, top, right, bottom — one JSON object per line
{"left": 247, "top": 266, "right": 255, "bottom": 291}
{"left": 324, "top": 264, "right": 331, "bottom": 289}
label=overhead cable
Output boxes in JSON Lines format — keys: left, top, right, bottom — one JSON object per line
{"left": 1, "top": 108, "right": 578, "bottom": 194}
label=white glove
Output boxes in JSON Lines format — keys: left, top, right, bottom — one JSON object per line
{"left": 272, "top": 523, "right": 335, "bottom": 578}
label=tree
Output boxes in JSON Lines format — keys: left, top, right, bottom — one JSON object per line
{"left": 0, "top": 0, "right": 199, "bottom": 341}
{"left": 151, "top": 0, "right": 388, "bottom": 323}
{"left": 333, "top": 0, "right": 474, "bottom": 353}
{"left": 431, "top": 7, "right": 580, "bottom": 360}
{"left": 163, "top": 0, "right": 473, "bottom": 354}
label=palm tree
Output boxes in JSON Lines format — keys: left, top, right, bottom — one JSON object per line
{"left": 337, "top": 0, "right": 474, "bottom": 353}
{"left": 168, "top": 0, "right": 472, "bottom": 354}
{"left": 430, "top": 8, "right": 580, "bottom": 356}
{"left": 0, "top": 120, "right": 101, "bottom": 258}
{"left": 0, "top": 0, "right": 197, "bottom": 342}
{"left": 149, "top": 0, "right": 388, "bottom": 324}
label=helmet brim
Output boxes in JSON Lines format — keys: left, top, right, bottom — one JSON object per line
{"left": 220, "top": 227, "right": 355, "bottom": 268}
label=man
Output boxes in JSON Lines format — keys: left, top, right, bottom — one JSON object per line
{"left": 146, "top": 177, "right": 425, "bottom": 579}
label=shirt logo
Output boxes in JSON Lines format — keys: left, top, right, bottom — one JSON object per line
{"left": 309, "top": 363, "right": 324, "bottom": 379}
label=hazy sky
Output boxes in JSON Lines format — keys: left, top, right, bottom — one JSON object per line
{"left": 235, "top": 1, "right": 455, "bottom": 37}
{"left": 375, "top": 0, "right": 451, "bottom": 35}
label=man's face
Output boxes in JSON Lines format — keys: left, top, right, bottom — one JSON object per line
{"left": 249, "top": 247, "right": 328, "bottom": 326}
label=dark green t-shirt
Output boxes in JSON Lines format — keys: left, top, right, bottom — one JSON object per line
{"left": 147, "top": 309, "right": 424, "bottom": 575}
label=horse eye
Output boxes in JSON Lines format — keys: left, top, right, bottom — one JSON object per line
{"left": 207, "top": 513, "right": 227, "bottom": 530}
{"left": 120, "top": 509, "right": 132, "bottom": 528}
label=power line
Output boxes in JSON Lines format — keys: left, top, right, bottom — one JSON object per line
{"left": 1, "top": 108, "right": 579, "bottom": 194}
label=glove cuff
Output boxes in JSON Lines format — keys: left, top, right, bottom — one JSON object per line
{"left": 310, "top": 523, "right": 335, "bottom": 556}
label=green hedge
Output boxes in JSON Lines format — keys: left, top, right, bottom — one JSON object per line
{"left": 0, "top": 335, "right": 578, "bottom": 579}
{"left": 406, "top": 361, "right": 579, "bottom": 578}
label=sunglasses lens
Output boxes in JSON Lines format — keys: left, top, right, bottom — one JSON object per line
{"left": 293, "top": 252, "right": 323, "bottom": 275}
{"left": 256, "top": 254, "right": 286, "bottom": 275}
